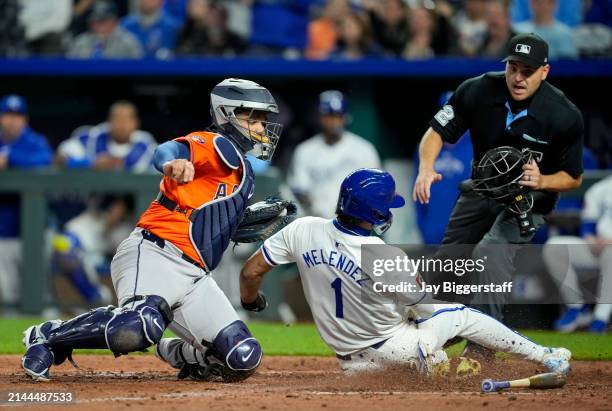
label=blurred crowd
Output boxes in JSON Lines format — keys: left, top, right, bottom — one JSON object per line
{"left": 0, "top": 0, "right": 610, "bottom": 60}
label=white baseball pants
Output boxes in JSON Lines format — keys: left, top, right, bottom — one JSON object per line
{"left": 338, "top": 304, "right": 549, "bottom": 374}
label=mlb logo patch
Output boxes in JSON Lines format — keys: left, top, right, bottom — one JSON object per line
{"left": 515, "top": 44, "right": 531, "bottom": 54}
{"left": 191, "top": 136, "right": 205, "bottom": 144}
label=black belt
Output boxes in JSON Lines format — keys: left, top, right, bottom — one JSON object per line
{"left": 156, "top": 192, "right": 196, "bottom": 221}
{"left": 336, "top": 339, "right": 388, "bottom": 361}
{"left": 140, "top": 229, "right": 203, "bottom": 269}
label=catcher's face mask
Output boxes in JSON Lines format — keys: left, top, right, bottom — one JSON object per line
{"left": 472, "top": 146, "right": 544, "bottom": 236}
{"left": 231, "top": 109, "right": 282, "bottom": 161}
{"left": 473, "top": 146, "right": 525, "bottom": 202}
{"left": 210, "top": 78, "right": 283, "bottom": 161}
{"left": 472, "top": 146, "right": 542, "bottom": 214}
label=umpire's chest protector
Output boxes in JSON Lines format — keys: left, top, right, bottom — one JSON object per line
{"left": 189, "top": 135, "right": 255, "bottom": 272}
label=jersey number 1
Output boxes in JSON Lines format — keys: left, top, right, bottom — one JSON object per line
{"left": 331, "top": 278, "right": 344, "bottom": 318}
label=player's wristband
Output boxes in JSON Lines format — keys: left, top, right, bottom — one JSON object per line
{"left": 241, "top": 293, "right": 267, "bottom": 312}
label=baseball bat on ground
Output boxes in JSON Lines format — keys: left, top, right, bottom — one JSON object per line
{"left": 481, "top": 372, "right": 567, "bottom": 393}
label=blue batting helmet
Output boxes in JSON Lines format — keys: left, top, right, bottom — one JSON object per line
{"left": 336, "top": 168, "right": 405, "bottom": 234}
{"left": 319, "top": 90, "right": 347, "bottom": 115}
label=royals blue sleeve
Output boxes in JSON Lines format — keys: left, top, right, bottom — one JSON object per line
{"left": 8, "top": 133, "right": 52, "bottom": 168}
{"left": 152, "top": 140, "right": 190, "bottom": 172}
{"left": 66, "top": 157, "right": 92, "bottom": 168}
{"left": 580, "top": 222, "right": 597, "bottom": 237}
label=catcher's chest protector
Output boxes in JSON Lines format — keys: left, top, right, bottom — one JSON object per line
{"left": 189, "top": 136, "right": 255, "bottom": 271}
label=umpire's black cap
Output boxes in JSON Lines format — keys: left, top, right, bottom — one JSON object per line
{"left": 503, "top": 33, "right": 549, "bottom": 67}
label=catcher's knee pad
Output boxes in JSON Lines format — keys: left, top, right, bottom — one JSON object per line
{"left": 106, "top": 295, "right": 173, "bottom": 354}
{"left": 212, "top": 320, "right": 262, "bottom": 374}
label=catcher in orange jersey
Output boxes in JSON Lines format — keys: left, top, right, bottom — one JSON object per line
{"left": 21, "top": 79, "right": 283, "bottom": 383}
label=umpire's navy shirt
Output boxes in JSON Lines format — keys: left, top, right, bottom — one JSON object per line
{"left": 430, "top": 71, "right": 583, "bottom": 213}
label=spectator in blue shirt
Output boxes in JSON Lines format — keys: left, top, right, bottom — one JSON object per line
{"left": 248, "top": 0, "right": 314, "bottom": 57}
{"left": 122, "top": 0, "right": 181, "bottom": 58}
{"left": 513, "top": 0, "right": 579, "bottom": 59}
{"left": 56, "top": 100, "right": 156, "bottom": 172}
{"left": 0, "top": 96, "right": 52, "bottom": 170}
{"left": 511, "top": 0, "right": 581, "bottom": 27}
{"left": 0, "top": 95, "right": 52, "bottom": 311}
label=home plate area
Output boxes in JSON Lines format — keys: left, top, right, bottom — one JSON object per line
{"left": 0, "top": 355, "right": 609, "bottom": 410}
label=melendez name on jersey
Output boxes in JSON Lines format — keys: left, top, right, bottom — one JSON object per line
{"left": 262, "top": 217, "right": 374, "bottom": 285}
{"left": 261, "top": 216, "right": 422, "bottom": 355}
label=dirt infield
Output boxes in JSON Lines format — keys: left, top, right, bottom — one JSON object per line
{"left": 0, "top": 355, "right": 609, "bottom": 411}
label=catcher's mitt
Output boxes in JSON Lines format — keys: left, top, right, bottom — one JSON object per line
{"left": 231, "top": 196, "right": 297, "bottom": 243}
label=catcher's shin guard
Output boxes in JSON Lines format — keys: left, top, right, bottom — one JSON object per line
{"left": 48, "top": 295, "right": 172, "bottom": 355}
{"left": 22, "top": 307, "right": 114, "bottom": 381}
{"left": 22, "top": 296, "right": 172, "bottom": 380}
{"left": 209, "top": 320, "right": 262, "bottom": 382}
{"left": 166, "top": 320, "right": 263, "bottom": 382}
{"left": 157, "top": 335, "right": 261, "bottom": 383}
{"left": 22, "top": 320, "right": 65, "bottom": 381}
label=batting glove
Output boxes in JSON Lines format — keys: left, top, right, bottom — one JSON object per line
{"left": 241, "top": 292, "right": 268, "bottom": 312}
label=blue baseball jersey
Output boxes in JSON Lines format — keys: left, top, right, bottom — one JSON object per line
{"left": 57, "top": 123, "right": 157, "bottom": 172}
{"left": 414, "top": 134, "right": 473, "bottom": 244}
{"left": 0, "top": 126, "right": 52, "bottom": 237}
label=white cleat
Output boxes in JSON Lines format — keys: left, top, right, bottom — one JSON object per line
{"left": 542, "top": 347, "right": 572, "bottom": 375}
{"left": 417, "top": 342, "right": 449, "bottom": 376}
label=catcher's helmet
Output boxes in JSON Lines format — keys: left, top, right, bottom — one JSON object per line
{"left": 472, "top": 146, "right": 537, "bottom": 212}
{"left": 210, "top": 78, "right": 282, "bottom": 160}
{"left": 336, "top": 168, "right": 405, "bottom": 234}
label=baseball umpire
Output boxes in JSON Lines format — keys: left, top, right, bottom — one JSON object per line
{"left": 20, "top": 78, "right": 291, "bottom": 382}
{"left": 413, "top": 34, "right": 584, "bottom": 356}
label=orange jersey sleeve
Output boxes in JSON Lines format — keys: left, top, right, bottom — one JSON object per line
{"left": 174, "top": 132, "right": 211, "bottom": 169}
{"left": 137, "top": 131, "right": 243, "bottom": 265}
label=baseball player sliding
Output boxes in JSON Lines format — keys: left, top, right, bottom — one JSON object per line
{"left": 237, "top": 168, "right": 572, "bottom": 375}
{"left": 21, "top": 78, "right": 284, "bottom": 382}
